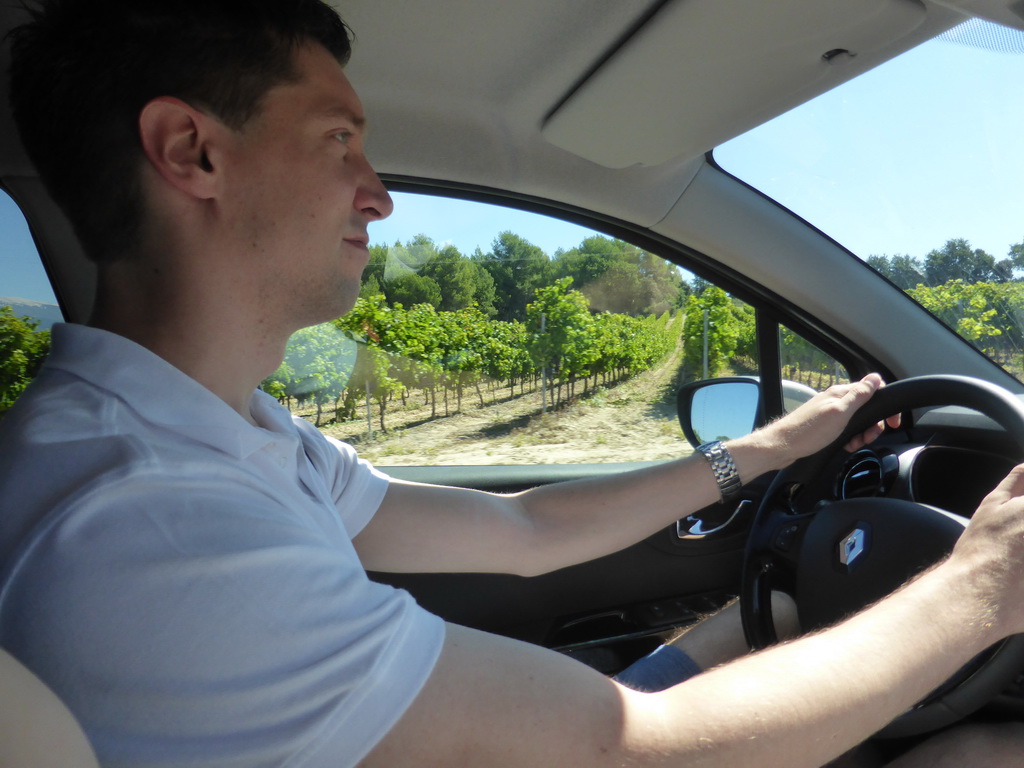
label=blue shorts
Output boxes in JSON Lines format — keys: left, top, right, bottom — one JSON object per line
{"left": 612, "top": 644, "right": 702, "bottom": 692}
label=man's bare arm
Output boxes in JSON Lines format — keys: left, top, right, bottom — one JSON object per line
{"left": 354, "top": 374, "right": 896, "bottom": 575}
{"left": 359, "top": 466, "right": 1024, "bottom": 767}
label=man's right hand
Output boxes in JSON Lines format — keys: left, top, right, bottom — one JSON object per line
{"left": 362, "top": 469, "right": 1024, "bottom": 768}
{"left": 944, "top": 463, "right": 1024, "bottom": 640}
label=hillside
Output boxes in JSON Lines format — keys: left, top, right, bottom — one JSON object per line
{"left": 0, "top": 296, "right": 63, "bottom": 329}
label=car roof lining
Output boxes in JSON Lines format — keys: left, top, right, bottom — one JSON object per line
{"left": 542, "top": 0, "right": 937, "bottom": 168}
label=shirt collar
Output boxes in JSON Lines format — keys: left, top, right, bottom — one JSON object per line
{"left": 44, "top": 324, "right": 290, "bottom": 459}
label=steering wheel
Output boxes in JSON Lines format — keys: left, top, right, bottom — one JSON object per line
{"left": 740, "top": 375, "right": 1024, "bottom": 738}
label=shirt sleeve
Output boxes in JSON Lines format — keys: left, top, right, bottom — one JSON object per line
{"left": 292, "top": 418, "right": 392, "bottom": 538}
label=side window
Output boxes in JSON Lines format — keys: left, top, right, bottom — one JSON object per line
{"left": 680, "top": 282, "right": 757, "bottom": 382}
{"left": 779, "top": 324, "right": 849, "bottom": 408}
{"left": 0, "top": 190, "right": 59, "bottom": 416}
{"left": 264, "top": 192, "right": 723, "bottom": 466}
{"left": 263, "top": 192, "right": 854, "bottom": 467}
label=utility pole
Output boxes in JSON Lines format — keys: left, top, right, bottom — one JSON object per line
{"left": 702, "top": 308, "right": 709, "bottom": 379}
{"left": 541, "top": 312, "right": 548, "bottom": 414}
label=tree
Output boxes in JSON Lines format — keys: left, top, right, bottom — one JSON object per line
{"left": 908, "top": 280, "right": 1005, "bottom": 354}
{"left": 682, "top": 286, "right": 740, "bottom": 379}
{"left": 0, "top": 306, "right": 51, "bottom": 416}
{"left": 526, "top": 277, "right": 598, "bottom": 403}
{"left": 551, "top": 235, "right": 685, "bottom": 316}
{"left": 365, "top": 237, "right": 498, "bottom": 314}
{"left": 421, "top": 243, "right": 496, "bottom": 314}
{"left": 867, "top": 254, "right": 924, "bottom": 289}
{"left": 924, "top": 238, "right": 1004, "bottom": 285}
{"left": 1007, "top": 239, "right": 1024, "bottom": 275}
{"left": 476, "top": 231, "right": 549, "bottom": 322}
{"left": 360, "top": 243, "right": 391, "bottom": 299}
{"left": 388, "top": 272, "right": 443, "bottom": 308}
{"left": 551, "top": 235, "right": 619, "bottom": 290}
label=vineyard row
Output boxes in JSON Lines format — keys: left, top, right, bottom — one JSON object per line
{"left": 263, "top": 281, "right": 680, "bottom": 429}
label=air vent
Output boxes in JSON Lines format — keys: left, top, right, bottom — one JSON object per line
{"left": 837, "top": 450, "right": 885, "bottom": 499}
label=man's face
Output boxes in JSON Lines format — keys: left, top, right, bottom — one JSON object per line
{"left": 219, "top": 43, "right": 393, "bottom": 330}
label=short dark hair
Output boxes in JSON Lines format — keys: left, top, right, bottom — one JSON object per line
{"left": 7, "top": 0, "right": 352, "bottom": 263}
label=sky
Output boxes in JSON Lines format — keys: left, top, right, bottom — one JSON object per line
{"left": 368, "top": 193, "right": 602, "bottom": 259}
{"left": 715, "top": 33, "right": 1024, "bottom": 262}
{"left": 1, "top": 191, "right": 57, "bottom": 304}
{"left": 3, "top": 22, "right": 1022, "bottom": 306}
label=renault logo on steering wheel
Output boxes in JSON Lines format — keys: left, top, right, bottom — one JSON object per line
{"left": 839, "top": 524, "right": 870, "bottom": 573}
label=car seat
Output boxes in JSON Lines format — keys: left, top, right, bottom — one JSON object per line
{"left": 0, "top": 645, "right": 98, "bottom": 767}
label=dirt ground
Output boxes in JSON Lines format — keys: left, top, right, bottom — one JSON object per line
{"left": 300, "top": 345, "right": 696, "bottom": 467}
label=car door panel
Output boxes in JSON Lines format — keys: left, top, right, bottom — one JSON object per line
{"left": 374, "top": 464, "right": 774, "bottom": 669}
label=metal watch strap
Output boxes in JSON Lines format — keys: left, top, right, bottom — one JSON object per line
{"left": 696, "top": 440, "right": 742, "bottom": 503}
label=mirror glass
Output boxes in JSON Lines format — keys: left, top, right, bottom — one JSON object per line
{"left": 689, "top": 381, "right": 758, "bottom": 444}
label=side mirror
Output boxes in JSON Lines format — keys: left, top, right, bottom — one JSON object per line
{"left": 677, "top": 378, "right": 761, "bottom": 448}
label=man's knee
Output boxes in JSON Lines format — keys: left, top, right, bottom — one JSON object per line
{"left": 770, "top": 590, "right": 800, "bottom": 640}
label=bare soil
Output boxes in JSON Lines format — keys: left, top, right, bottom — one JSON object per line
{"left": 295, "top": 344, "right": 696, "bottom": 466}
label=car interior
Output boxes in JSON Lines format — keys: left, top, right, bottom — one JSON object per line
{"left": 2, "top": 0, "right": 1024, "bottom": 760}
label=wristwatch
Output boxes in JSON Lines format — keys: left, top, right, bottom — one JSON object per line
{"left": 696, "top": 440, "right": 743, "bottom": 503}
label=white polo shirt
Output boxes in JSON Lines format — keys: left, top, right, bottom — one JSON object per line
{"left": 0, "top": 324, "right": 445, "bottom": 767}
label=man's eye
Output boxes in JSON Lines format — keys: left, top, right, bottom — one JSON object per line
{"left": 334, "top": 131, "right": 352, "bottom": 146}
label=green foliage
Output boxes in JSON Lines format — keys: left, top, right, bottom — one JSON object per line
{"left": 360, "top": 236, "right": 497, "bottom": 316}
{"left": 388, "top": 272, "right": 443, "bottom": 308}
{"left": 909, "top": 281, "right": 1000, "bottom": 343}
{"left": 551, "top": 236, "right": 685, "bottom": 316}
{"left": 476, "top": 231, "right": 550, "bottom": 322}
{"left": 526, "top": 277, "right": 597, "bottom": 381}
{"left": 263, "top": 228, "right": 690, "bottom": 431}
{"left": 262, "top": 322, "right": 357, "bottom": 426}
{"left": 421, "top": 244, "right": 496, "bottom": 313}
{"left": 0, "top": 306, "right": 51, "bottom": 416}
{"left": 682, "top": 285, "right": 744, "bottom": 378}
{"left": 867, "top": 253, "right": 925, "bottom": 289}
{"left": 362, "top": 232, "right": 685, "bottom": 326}
{"left": 924, "top": 238, "right": 1010, "bottom": 285}
{"left": 869, "top": 238, "right": 1023, "bottom": 289}
{"left": 857, "top": 237, "right": 1024, "bottom": 376}
{"left": 526, "top": 277, "right": 676, "bottom": 403}
{"left": 264, "top": 278, "right": 677, "bottom": 429}
{"left": 903, "top": 272, "right": 1024, "bottom": 368}
{"left": 264, "top": 228, "right": 1024, "bottom": 432}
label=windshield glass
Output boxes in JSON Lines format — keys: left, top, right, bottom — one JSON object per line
{"left": 715, "top": 18, "right": 1024, "bottom": 380}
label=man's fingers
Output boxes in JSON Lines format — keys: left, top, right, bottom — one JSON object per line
{"left": 982, "top": 463, "right": 1024, "bottom": 506}
{"left": 845, "top": 423, "right": 883, "bottom": 452}
{"left": 836, "top": 375, "right": 900, "bottom": 452}
{"left": 848, "top": 373, "right": 883, "bottom": 400}
{"left": 832, "top": 374, "right": 883, "bottom": 416}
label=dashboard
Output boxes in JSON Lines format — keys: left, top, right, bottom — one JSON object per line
{"left": 836, "top": 443, "right": 1016, "bottom": 518}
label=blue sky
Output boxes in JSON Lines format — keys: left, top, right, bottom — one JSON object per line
{"left": 368, "top": 193, "right": 603, "bottom": 258}
{"left": 716, "top": 35, "right": 1024, "bottom": 262}
{"left": 1, "top": 192, "right": 57, "bottom": 304}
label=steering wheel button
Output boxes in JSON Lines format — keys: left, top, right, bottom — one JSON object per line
{"left": 775, "top": 524, "right": 799, "bottom": 552}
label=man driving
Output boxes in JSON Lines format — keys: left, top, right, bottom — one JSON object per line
{"left": 2, "top": 1, "right": 1024, "bottom": 766}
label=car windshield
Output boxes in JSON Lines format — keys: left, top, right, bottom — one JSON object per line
{"left": 715, "top": 18, "right": 1024, "bottom": 381}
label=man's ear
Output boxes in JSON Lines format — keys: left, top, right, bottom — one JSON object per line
{"left": 138, "top": 97, "right": 223, "bottom": 200}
